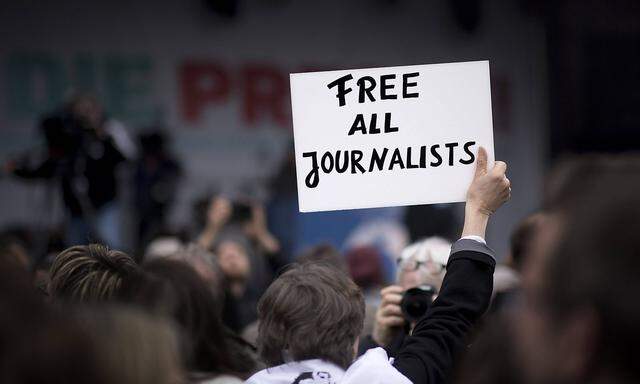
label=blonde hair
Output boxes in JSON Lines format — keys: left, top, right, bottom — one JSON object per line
{"left": 77, "top": 307, "right": 185, "bottom": 384}
{"left": 49, "top": 244, "right": 137, "bottom": 302}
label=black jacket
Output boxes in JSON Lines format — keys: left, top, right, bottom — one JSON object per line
{"left": 392, "top": 239, "right": 496, "bottom": 384}
{"left": 13, "top": 113, "right": 126, "bottom": 217}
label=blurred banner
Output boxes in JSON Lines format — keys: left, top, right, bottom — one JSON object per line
{"left": 0, "top": 0, "right": 546, "bottom": 256}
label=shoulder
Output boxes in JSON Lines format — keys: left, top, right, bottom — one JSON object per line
{"left": 343, "top": 348, "right": 412, "bottom": 384}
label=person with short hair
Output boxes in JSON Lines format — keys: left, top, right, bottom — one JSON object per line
{"left": 247, "top": 148, "right": 511, "bottom": 384}
{"left": 257, "top": 262, "right": 365, "bottom": 371}
{"left": 49, "top": 243, "right": 137, "bottom": 302}
{"left": 357, "top": 236, "right": 452, "bottom": 357}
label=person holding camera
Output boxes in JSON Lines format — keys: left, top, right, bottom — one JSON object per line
{"left": 4, "top": 94, "right": 136, "bottom": 249}
{"left": 358, "top": 236, "right": 452, "bottom": 357}
{"left": 197, "top": 195, "right": 282, "bottom": 333}
{"left": 247, "top": 147, "right": 510, "bottom": 384}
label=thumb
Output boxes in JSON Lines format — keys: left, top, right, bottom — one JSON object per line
{"left": 474, "top": 146, "right": 488, "bottom": 178}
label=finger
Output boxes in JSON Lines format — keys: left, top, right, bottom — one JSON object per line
{"left": 380, "top": 316, "right": 405, "bottom": 327}
{"left": 474, "top": 146, "right": 488, "bottom": 178}
{"left": 381, "top": 293, "right": 403, "bottom": 306}
{"left": 380, "top": 285, "right": 404, "bottom": 296}
{"left": 491, "top": 161, "right": 507, "bottom": 177}
{"left": 380, "top": 304, "right": 403, "bottom": 317}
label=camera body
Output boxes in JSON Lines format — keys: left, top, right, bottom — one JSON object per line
{"left": 400, "top": 285, "right": 437, "bottom": 323}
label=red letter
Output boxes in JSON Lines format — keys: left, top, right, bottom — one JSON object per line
{"left": 242, "top": 64, "right": 288, "bottom": 128}
{"left": 180, "top": 61, "right": 230, "bottom": 123}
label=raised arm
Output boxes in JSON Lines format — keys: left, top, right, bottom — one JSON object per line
{"left": 393, "top": 147, "right": 510, "bottom": 384}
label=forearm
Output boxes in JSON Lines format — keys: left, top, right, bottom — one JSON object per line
{"left": 393, "top": 241, "right": 495, "bottom": 384}
{"left": 197, "top": 224, "right": 220, "bottom": 250}
{"left": 461, "top": 205, "right": 490, "bottom": 239}
{"left": 254, "top": 230, "right": 280, "bottom": 254}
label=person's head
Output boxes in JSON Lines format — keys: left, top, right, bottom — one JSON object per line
{"left": 120, "top": 258, "right": 256, "bottom": 378}
{"left": 214, "top": 235, "right": 251, "bottom": 282}
{"left": 345, "top": 246, "right": 385, "bottom": 291}
{"left": 297, "top": 244, "right": 347, "bottom": 273}
{"left": 76, "top": 306, "right": 184, "bottom": 384}
{"left": 69, "top": 93, "right": 103, "bottom": 129}
{"left": 257, "top": 262, "right": 365, "bottom": 369}
{"left": 145, "top": 239, "right": 222, "bottom": 292}
{"left": 508, "top": 213, "right": 544, "bottom": 273}
{"left": 173, "top": 243, "right": 223, "bottom": 292}
{"left": 0, "top": 259, "right": 109, "bottom": 384}
{"left": 454, "top": 314, "right": 518, "bottom": 384}
{"left": 144, "top": 236, "right": 184, "bottom": 261}
{"left": 514, "top": 165, "right": 640, "bottom": 384}
{"left": 0, "top": 230, "right": 31, "bottom": 272}
{"left": 49, "top": 244, "right": 138, "bottom": 302}
{"left": 397, "top": 236, "right": 451, "bottom": 291}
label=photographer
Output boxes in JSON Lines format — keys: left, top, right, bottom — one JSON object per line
{"left": 4, "top": 94, "right": 135, "bottom": 249}
{"left": 358, "top": 237, "right": 452, "bottom": 357}
{"left": 247, "top": 147, "right": 510, "bottom": 384}
{"left": 197, "top": 196, "right": 282, "bottom": 333}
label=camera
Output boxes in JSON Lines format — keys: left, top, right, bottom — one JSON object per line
{"left": 400, "top": 285, "right": 437, "bottom": 322}
{"left": 230, "top": 201, "right": 253, "bottom": 223}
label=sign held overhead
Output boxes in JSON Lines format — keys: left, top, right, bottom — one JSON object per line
{"left": 290, "top": 60, "right": 494, "bottom": 212}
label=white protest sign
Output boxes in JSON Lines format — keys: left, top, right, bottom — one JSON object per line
{"left": 290, "top": 60, "right": 494, "bottom": 212}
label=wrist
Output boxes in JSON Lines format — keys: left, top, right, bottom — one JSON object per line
{"left": 204, "top": 222, "right": 223, "bottom": 233}
{"left": 462, "top": 204, "right": 490, "bottom": 238}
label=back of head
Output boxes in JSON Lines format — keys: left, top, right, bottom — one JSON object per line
{"left": 297, "top": 244, "right": 347, "bottom": 273}
{"left": 0, "top": 231, "right": 31, "bottom": 272}
{"left": 543, "top": 153, "right": 640, "bottom": 212}
{"left": 75, "top": 306, "right": 184, "bottom": 384}
{"left": 543, "top": 167, "right": 640, "bottom": 380}
{"left": 49, "top": 244, "right": 137, "bottom": 302}
{"left": 0, "top": 260, "right": 110, "bottom": 384}
{"left": 257, "top": 262, "right": 365, "bottom": 369}
{"left": 509, "top": 213, "right": 544, "bottom": 273}
{"left": 121, "top": 258, "right": 257, "bottom": 378}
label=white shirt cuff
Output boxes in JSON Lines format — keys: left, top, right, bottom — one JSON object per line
{"left": 459, "top": 235, "right": 486, "bottom": 245}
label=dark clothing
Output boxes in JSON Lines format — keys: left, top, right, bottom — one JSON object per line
{"left": 12, "top": 113, "right": 125, "bottom": 217}
{"left": 357, "top": 328, "right": 408, "bottom": 358}
{"left": 134, "top": 155, "right": 181, "bottom": 246}
{"left": 246, "top": 238, "right": 495, "bottom": 384}
{"left": 221, "top": 287, "right": 259, "bottom": 333}
{"left": 393, "top": 239, "right": 496, "bottom": 384}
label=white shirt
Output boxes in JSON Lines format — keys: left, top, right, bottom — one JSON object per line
{"left": 245, "top": 348, "right": 411, "bottom": 384}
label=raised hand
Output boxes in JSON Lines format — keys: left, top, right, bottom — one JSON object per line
{"left": 466, "top": 147, "right": 511, "bottom": 216}
{"left": 462, "top": 147, "right": 511, "bottom": 238}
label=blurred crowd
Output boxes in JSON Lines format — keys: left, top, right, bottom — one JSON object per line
{"left": 1, "top": 94, "right": 640, "bottom": 384}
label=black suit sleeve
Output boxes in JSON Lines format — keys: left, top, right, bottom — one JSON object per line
{"left": 393, "top": 239, "right": 496, "bottom": 384}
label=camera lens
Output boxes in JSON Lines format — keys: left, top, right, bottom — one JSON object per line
{"left": 400, "top": 285, "right": 437, "bottom": 323}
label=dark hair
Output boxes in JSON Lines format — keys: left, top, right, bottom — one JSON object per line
{"left": 297, "top": 244, "right": 347, "bottom": 272}
{"left": 509, "top": 213, "right": 543, "bottom": 272}
{"left": 120, "top": 258, "right": 257, "bottom": 379}
{"left": 49, "top": 244, "right": 137, "bottom": 302}
{"left": 543, "top": 168, "right": 640, "bottom": 379}
{"left": 543, "top": 153, "right": 640, "bottom": 212}
{"left": 257, "top": 262, "right": 365, "bottom": 369}
{"left": 0, "top": 260, "right": 110, "bottom": 384}
{"left": 454, "top": 314, "right": 518, "bottom": 384}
